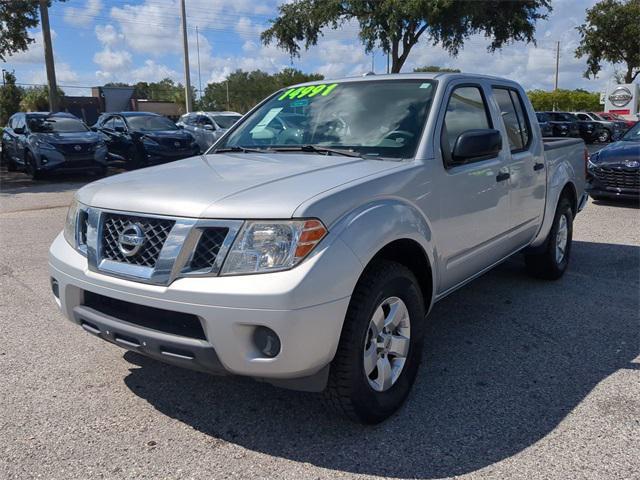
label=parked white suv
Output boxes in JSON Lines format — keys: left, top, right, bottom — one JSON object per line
{"left": 50, "top": 74, "right": 587, "bottom": 423}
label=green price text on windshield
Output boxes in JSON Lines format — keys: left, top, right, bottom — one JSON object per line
{"left": 278, "top": 83, "right": 339, "bottom": 101}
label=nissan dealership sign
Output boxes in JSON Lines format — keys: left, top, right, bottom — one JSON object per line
{"left": 604, "top": 83, "right": 639, "bottom": 115}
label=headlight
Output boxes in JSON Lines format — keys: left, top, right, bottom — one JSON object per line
{"left": 36, "top": 140, "right": 57, "bottom": 150}
{"left": 63, "top": 198, "right": 88, "bottom": 254}
{"left": 63, "top": 199, "right": 81, "bottom": 248}
{"left": 220, "top": 219, "right": 327, "bottom": 275}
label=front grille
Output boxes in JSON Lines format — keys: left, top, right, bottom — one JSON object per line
{"left": 190, "top": 227, "right": 229, "bottom": 271}
{"left": 56, "top": 143, "right": 96, "bottom": 154}
{"left": 101, "top": 213, "right": 175, "bottom": 267}
{"left": 592, "top": 166, "right": 640, "bottom": 189}
{"left": 83, "top": 291, "right": 206, "bottom": 340}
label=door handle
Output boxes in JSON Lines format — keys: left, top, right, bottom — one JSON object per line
{"left": 533, "top": 162, "right": 545, "bottom": 171}
{"left": 496, "top": 172, "right": 510, "bottom": 182}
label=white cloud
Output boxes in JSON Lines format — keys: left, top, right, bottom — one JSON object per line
{"left": 63, "top": 0, "right": 103, "bottom": 28}
{"left": 94, "top": 49, "right": 132, "bottom": 74}
{"left": 7, "top": 30, "right": 57, "bottom": 64}
{"left": 95, "top": 24, "right": 123, "bottom": 48}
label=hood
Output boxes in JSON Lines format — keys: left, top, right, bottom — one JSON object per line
{"left": 76, "top": 152, "right": 402, "bottom": 219}
{"left": 30, "top": 131, "right": 101, "bottom": 144}
{"left": 592, "top": 141, "right": 640, "bottom": 166}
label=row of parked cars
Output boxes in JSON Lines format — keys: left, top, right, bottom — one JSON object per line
{"left": 535, "top": 111, "right": 635, "bottom": 144}
{"left": 1, "top": 110, "right": 241, "bottom": 179}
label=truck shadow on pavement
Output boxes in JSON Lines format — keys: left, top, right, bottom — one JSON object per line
{"left": 122, "top": 240, "right": 639, "bottom": 479}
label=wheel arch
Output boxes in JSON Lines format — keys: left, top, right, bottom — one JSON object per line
{"left": 334, "top": 199, "right": 437, "bottom": 311}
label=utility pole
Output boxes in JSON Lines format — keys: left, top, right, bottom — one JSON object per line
{"left": 179, "top": 0, "right": 193, "bottom": 113}
{"left": 39, "top": 0, "right": 59, "bottom": 112}
{"left": 554, "top": 41, "right": 560, "bottom": 91}
{"left": 195, "top": 25, "right": 202, "bottom": 102}
{"left": 553, "top": 40, "right": 560, "bottom": 111}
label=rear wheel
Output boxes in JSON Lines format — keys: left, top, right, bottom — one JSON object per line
{"left": 525, "top": 197, "right": 573, "bottom": 280}
{"left": 324, "top": 260, "right": 426, "bottom": 424}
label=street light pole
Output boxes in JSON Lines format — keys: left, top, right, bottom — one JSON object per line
{"left": 39, "top": 0, "right": 59, "bottom": 112}
{"left": 180, "top": 0, "right": 193, "bottom": 113}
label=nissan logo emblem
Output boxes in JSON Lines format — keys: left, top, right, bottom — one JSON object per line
{"left": 117, "top": 223, "right": 146, "bottom": 257}
{"left": 73, "top": 145, "right": 82, "bottom": 152}
{"left": 608, "top": 86, "right": 632, "bottom": 108}
{"left": 624, "top": 159, "right": 639, "bottom": 168}
{"left": 174, "top": 141, "right": 181, "bottom": 147}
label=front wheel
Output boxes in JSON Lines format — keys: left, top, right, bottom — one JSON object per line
{"left": 324, "top": 260, "right": 426, "bottom": 424}
{"left": 524, "top": 197, "right": 573, "bottom": 280}
{"left": 25, "top": 152, "right": 43, "bottom": 180}
{"left": 597, "top": 129, "right": 611, "bottom": 143}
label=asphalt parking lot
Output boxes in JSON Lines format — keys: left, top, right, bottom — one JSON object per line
{"left": 1, "top": 161, "right": 638, "bottom": 480}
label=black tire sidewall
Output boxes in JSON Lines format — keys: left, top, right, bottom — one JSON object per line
{"left": 548, "top": 199, "right": 573, "bottom": 275}
{"left": 346, "top": 264, "right": 425, "bottom": 422}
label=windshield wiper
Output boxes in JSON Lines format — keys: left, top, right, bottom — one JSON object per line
{"left": 211, "top": 146, "right": 268, "bottom": 154}
{"left": 270, "top": 145, "right": 363, "bottom": 158}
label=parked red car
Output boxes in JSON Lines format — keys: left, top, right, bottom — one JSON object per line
{"left": 597, "top": 112, "right": 637, "bottom": 129}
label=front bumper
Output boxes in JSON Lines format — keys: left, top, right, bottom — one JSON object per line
{"left": 586, "top": 174, "right": 640, "bottom": 199}
{"left": 49, "top": 232, "right": 360, "bottom": 389}
{"left": 144, "top": 146, "right": 201, "bottom": 164}
{"left": 37, "top": 147, "right": 108, "bottom": 172}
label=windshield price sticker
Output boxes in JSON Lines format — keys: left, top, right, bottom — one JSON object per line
{"left": 278, "top": 83, "right": 339, "bottom": 101}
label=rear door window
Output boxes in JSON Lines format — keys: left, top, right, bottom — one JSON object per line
{"left": 492, "top": 87, "right": 531, "bottom": 152}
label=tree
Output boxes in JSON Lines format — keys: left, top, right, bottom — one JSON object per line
{"left": 575, "top": 0, "right": 640, "bottom": 83}
{"left": 527, "top": 89, "right": 601, "bottom": 112}
{"left": 0, "top": 1, "right": 67, "bottom": 61}
{"left": 413, "top": 65, "right": 461, "bottom": 73}
{"left": 201, "top": 68, "right": 324, "bottom": 113}
{"left": 0, "top": 71, "right": 23, "bottom": 124}
{"left": 19, "top": 85, "right": 64, "bottom": 111}
{"left": 261, "top": 0, "right": 551, "bottom": 74}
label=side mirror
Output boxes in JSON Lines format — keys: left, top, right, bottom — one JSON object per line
{"left": 177, "top": 124, "right": 184, "bottom": 129}
{"left": 114, "top": 126, "right": 126, "bottom": 133}
{"left": 203, "top": 124, "right": 214, "bottom": 131}
{"left": 452, "top": 129, "right": 502, "bottom": 163}
{"left": 13, "top": 127, "right": 25, "bottom": 135}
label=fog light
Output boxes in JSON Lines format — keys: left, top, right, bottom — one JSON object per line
{"left": 51, "top": 277, "right": 59, "bottom": 298}
{"left": 253, "top": 326, "right": 281, "bottom": 358}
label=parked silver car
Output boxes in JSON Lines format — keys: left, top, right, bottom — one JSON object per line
{"left": 177, "top": 111, "right": 242, "bottom": 151}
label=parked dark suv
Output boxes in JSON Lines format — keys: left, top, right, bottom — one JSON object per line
{"left": 2, "top": 112, "right": 108, "bottom": 179}
{"left": 93, "top": 112, "right": 200, "bottom": 169}
{"left": 536, "top": 111, "right": 579, "bottom": 138}
{"left": 543, "top": 111, "right": 599, "bottom": 143}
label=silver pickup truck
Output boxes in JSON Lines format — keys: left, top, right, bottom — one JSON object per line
{"left": 49, "top": 73, "right": 588, "bottom": 424}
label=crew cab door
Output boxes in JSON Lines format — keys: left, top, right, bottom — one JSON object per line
{"left": 491, "top": 86, "right": 546, "bottom": 245}
{"left": 434, "top": 83, "right": 513, "bottom": 293}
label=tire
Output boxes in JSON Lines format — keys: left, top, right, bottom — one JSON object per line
{"left": 2, "top": 144, "right": 17, "bottom": 171}
{"left": 597, "top": 129, "right": 611, "bottom": 143}
{"left": 126, "top": 146, "right": 144, "bottom": 170}
{"left": 25, "top": 152, "right": 43, "bottom": 180}
{"left": 324, "top": 260, "right": 426, "bottom": 424}
{"left": 524, "top": 197, "right": 573, "bottom": 280}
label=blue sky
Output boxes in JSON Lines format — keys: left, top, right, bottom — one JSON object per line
{"left": 3, "top": 0, "right": 629, "bottom": 98}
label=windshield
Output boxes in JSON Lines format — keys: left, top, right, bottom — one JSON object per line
{"left": 621, "top": 122, "right": 640, "bottom": 141}
{"left": 126, "top": 115, "right": 178, "bottom": 131}
{"left": 213, "top": 115, "right": 241, "bottom": 129}
{"left": 28, "top": 116, "right": 88, "bottom": 133}
{"left": 217, "top": 79, "right": 437, "bottom": 159}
